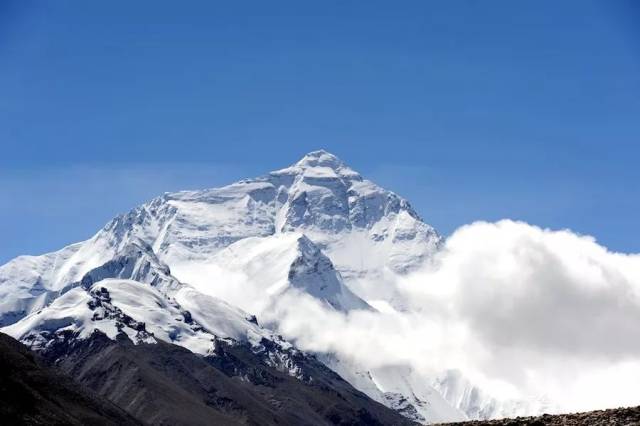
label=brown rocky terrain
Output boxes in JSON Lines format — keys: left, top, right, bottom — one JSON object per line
{"left": 0, "top": 332, "right": 139, "bottom": 425}
{"left": 438, "top": 406, "right": 640, "bottom": 426}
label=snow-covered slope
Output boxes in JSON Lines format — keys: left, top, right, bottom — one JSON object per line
{"left": 0, "top": 243, "right": 83, "bottom": 326}
{"left": 173, "top": 232, "right": 370, "bottom": 315}
{"left": 5, "top": 277, "right": 281, "bottom": 356}
{"left": 322, "top": 355, "right": 467, "bottom": 423}
{"left": 143, "top": 150, "right": 439, "bottom": 303}
{"left": 431, "top": 370, "right": 557, "bottom": 421}
{"left": 3, "top": 245, "right": 283, "bottom": 357}
{"left": 2, "top": 244, "right": 313, "bottom": 386}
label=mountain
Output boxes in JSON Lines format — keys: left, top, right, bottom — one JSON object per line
{"left": 0, "top": 150, "right": 479, "bottom": 424}
{"left": 0, "top": 150, "right": 438, "bottom": 326}
{"left": 0, "top": 331, "right": 140, "bottom": 426}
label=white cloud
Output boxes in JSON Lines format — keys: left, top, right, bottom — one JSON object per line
{"left": 258, "top": 220, "right": 640, "bottom": 414}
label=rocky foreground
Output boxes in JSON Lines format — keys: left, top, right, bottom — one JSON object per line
{"left": 439, "top": 406, "right": 640, "bottom": 426}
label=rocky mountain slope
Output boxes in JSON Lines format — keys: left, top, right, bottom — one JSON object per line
{"left": 0, "top": 332, "right": 139, "bottom": 426}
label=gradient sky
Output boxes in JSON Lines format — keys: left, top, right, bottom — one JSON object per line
{"left": 1, "top": 0, "right": 639, "bottom": 263}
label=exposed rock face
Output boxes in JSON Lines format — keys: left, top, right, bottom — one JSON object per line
{"left": 0, "top": 332, "right": 139, "bottom": 426}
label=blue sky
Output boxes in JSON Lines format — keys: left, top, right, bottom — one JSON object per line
{"left": 1, "top": 0, "right": 639, "bottom": 263}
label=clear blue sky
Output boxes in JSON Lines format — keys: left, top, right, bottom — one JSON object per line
{"left": 1, "top": 0, "right": 639, "bottom": 263}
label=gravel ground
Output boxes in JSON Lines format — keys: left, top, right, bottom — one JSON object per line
{"left": 437, "top": 406, "right": 640, "bottom": 426}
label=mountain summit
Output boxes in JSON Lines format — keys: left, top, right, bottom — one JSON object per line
{"left": 273, "top": 149, "right": 362, "bottom": 180}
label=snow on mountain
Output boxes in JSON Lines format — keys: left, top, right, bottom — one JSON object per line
{"left": 144, "top": 150, "right": 440, "bottom": 293}
{"left": 431, "top": 369, "right": 557, "bottom": 421}
{"left": 1, "top": 231, "right": 287, "bottom": 350}
{"left": 322, "top": 355, "right": 467, "bottom": 423}
{"left": 6, "top": 277, "right": 281, "bottom": 355}
{"left": 78, "top": 240, "right": 181, "bottom": 294}
{"left": 172, "top": 232, "right": 370, "bottom": 315}
{"left": 6, "top": 279, "right": 190, "bottom": 351}
{"left": 0, "top": 238, "right": 175, "bottom": 327}
{"left": 4, "top": 260, "right": 281, "bottom": 357}
{"left": 0, "top": 243, "right": 83, "bottom": 327}
{"left": 2, "top": 243, "right": 315, "bottom": 384}
{"left": 105, "top": 149, "right": 440, "bottom": 302}
{"left": 0, "top": 235, "right": 149, "bottom": 327}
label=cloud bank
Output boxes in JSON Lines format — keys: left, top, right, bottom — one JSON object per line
{"left": 260, "top": 220, "right": 640, "bottom": 414}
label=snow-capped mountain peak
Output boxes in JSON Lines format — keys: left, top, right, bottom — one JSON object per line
{"left": 1, "top": 150, "right": 435, "bottom": 326}
{"left": 294, "top": 149, "right": 348, "bottom": 169}
{"left": 271, "top": 150, "right": 426, "bottom": 235}
{"left": 271, "top": 149, "right": 362, "bottom": 181}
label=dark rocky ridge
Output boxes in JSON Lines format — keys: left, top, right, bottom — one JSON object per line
{"left": 0, "top": 332, "right": 140, "bottom": 426}
{"left": 438, "top": 406, "right": 640, "bottom": 426}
